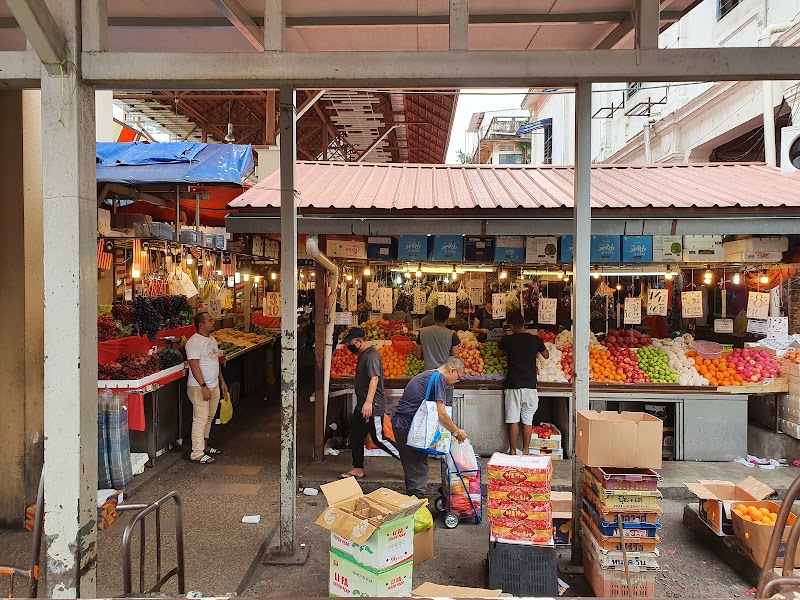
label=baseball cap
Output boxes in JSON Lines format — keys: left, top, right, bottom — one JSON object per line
{"left": 340, "top": 327, "right": 366, "bottom": 345}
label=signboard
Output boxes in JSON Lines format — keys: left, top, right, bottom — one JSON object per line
{"left": 366, "top": 281, "right": 379, "bottom": 306}
{"left": 492, "top": 293, "right": 507, "bottom": 320}
{"left": 747, "top": 292, "right": 770, "bottom": 320}
{"left": 439, "top": 292, "right": 458, "bottom": 318}
{"left": 714, "top": 319, "right": 734, "bottom": 334}
{"left": 467, "top": 280, "right": 484, "bottom": 306}
{"left": 538, "top": 297, "right": 557, "bottom": 325}
{"left": 747, "top": 319, "right": 769, "bottom": 335}
{"left": 768, "top": 316, "right": 789, "bottom": 336}
{"left": 263, "top": 292, "right": 280, "bottom": 318}
{"left": 413, "top": 288, "right": 427, "bottom": 315}
{"left": 681, "top": 291, "right": 703, "bottom": 319}
{"left": 334, "top": 312, "right": 352, "bottom": 325}
{"left": 647, "top": 289, "right": 668, "bottom": 317}
{"left": 624, "top": 297, "right": 642, "bottom": 325}
{"left": 375, "top": 287, "right": 393, "bottom": 314}
{"left": 209, "top": 297, "right": 222, "bottom": 319}
{"left": 326, "top": 237, "right": 367, "bottom": 260}
{"left": 347, "top": 287, "right": 358, "bottom": 312}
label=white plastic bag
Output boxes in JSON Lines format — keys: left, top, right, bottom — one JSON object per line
{"left": 449, "top": 439, "right": 478, "bottom": 472}
{"left": 406, "top": 372, "right": 451, "bottom": 456}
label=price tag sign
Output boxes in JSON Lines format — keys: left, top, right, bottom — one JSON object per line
{"left": 681, "top": 291, "right": 703, "bottom": 319}
{"left": 209, "top": 297, "right": 222, "bottom": 319}
{"left": 538, "top": 297, "right": 557, "bottom": 325}
{"left": 647, "top": 289, "right": 668, "bottom": 317}
{"left": 263, "top": 292, "right": 280, "bottom": 317}
{"left": 413, "top": 288, "right": 427, "bottom": 314}
{"left": 467, "top": 280, "right": 484, "bottom": 306}
{"left": 334, "top": 312, "right": 352, "bottom": 325}
{"left": 366, "top": 281, "right": 379, "bottom": 304}
{"left": 747, "top": 292, "right": 770, "bottom": 320}
{"left": 347, "top": 287, "right": 358, "bottom": 312}
{"left": 492, "top": 293, "right": 507, "bottom": 320}
{"left": 624, "top": 297, "right": 642, "bottom": 325}
{"left": 714, "top": 319, "right": 734, "bottom": 334}
{"left": 439, "top": 292, "right": 457, "bottom": 318}
{"left": 375, "top": 287, "right": 393, "bottom": 314}
{"left": 768, "top": 316, "right": 789, "bottom": 336}
{"left": 747, "top": 319, "right": 769, "bottom": 335}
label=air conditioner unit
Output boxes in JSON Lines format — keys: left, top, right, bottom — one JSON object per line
{"left": 780, "top": 125, "right": 800, "bottom": 173}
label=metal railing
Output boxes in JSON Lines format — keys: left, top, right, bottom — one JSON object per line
{"left": 117, "top": 492, "right": 186, "bottom": 595}
{"left": 0, "top": 471, "right": 44, "bottom": 598}
{"left": 757, "top": 473, "right": 800, "bottom": 597}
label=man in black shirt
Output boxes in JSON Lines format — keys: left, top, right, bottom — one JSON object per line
{"left": 340, "top": 327, "right": 399, "bottom": 478}
{"left": 496, "top": 310, "right": 549, "bottom": 455}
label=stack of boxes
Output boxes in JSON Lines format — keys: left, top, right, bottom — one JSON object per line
{"left": 315, "top": 478, "right": 426, "bottom": 597}
{"left": 486, "top": 454, "right": 557, "bottom": 596}
{"left": 576, "top": 411, "right": 664, "bottom": 598}
{"left": 528, "top": 422, "right": 563, "bottom": 460}
{"left": 779, "top": 358, "right": 800, "bottom": 439}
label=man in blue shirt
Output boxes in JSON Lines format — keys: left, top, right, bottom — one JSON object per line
{"left": 391, "top": 357, "right": 468, "bottom": 497}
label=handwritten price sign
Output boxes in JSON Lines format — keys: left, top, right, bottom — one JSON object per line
{"left": 747, "top": 292, "right": 770, "bottom": 320}
{"left": 624, "top": 297, "right": 642, "bottom": 325}
{"left": 375, "top": 287, "right": 393, "bottom": 314}
{"left": 413, "top": 288, "right": 427, "bottom": 315}
{"left": 681, "top": 291, "right": 703, "bottom": 319}
{"left": 647, "top": 289, "right": 668, "bottom": 317}
{"left": 439, "top": 292, "right": 457, "bottom": 318}
{"left": 714, "top": 319, "right": 734, "bottom": 334}
{"left": 263, "top": 292, "right": 281, "bottom": 318}
{"left": 209, "top": 297, "right": 222, "bottom": 319}
{"left": 347, "top": 287, "right": 358, "bottom": 312}
{"left": 538, "top": 297, "right": 557, "bottom": 325}
{"left": 491, "top": 293, "right": 507, "bottom": 320}
{"left": 366, "top": 281, "right": 379, "bottom": 306}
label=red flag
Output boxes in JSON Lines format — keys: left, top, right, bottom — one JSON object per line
{"left": 97, "top": 239, "right": 113, "bottom": 271}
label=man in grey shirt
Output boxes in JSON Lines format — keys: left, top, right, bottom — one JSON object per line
{"left": 417, "top": 305, "right": 461, "bottom": 370}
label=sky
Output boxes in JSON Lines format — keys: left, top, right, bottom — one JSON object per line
{"left": 445, "top": 88, "right": 529, "bottom": 163}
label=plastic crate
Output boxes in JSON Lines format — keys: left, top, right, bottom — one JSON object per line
{"left": 582, "top": 497, "right": 660, "bottom": 538}
{"left": 588, "top": 466, "right": 662, "bottom": 492}
{"left": 180, "top": 229, "right": 202, "bottom": 244}
{"left": 583, "top": 548, "right": 657, "bottom": 597}
{"left": 582, "top": 484, "right": 662, "bottom": 525}
{"left": 581, "top": 512, "right": 660, "bottom": 553}
{"left": 582, "top": 470, "right": 662, "bottom": 510}
{"left": 488, "top": 540, "right": 557, "bottom": 597}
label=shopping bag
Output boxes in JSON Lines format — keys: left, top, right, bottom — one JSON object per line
{"left": 449, "top": 439, "right": 478, "bottom": 472}
{"left": 406, "top": 371, "right": 451, "bottom": 456}
{"left": 220, "top": 392, "right": 233, "bottom": 424}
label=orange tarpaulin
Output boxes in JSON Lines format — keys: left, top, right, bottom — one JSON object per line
{"left": 110, "top": 185, "right": 248, "bottom": 227}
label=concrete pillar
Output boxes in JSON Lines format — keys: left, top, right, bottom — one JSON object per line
{"left": 0, "top": 90, "right": 45, "bottom": 528}
{"left": 41, "top": 0, "right": 98, "bottom": 595}
{"left": 95, "top": 90, "right": 114, "bottom": 142}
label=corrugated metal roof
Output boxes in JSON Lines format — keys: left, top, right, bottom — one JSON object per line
{"left": 229, "top": 161, "right": 800, "bottom": 212}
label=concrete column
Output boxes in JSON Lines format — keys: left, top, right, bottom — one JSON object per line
{"left": 0, "top": 90, "right": 44, "bottom": 528}
{"left": 95, "top": 90, "right": 114, "bottom": 142}
{"left": 41, "top": 0, "right": 98, "bottom": 595}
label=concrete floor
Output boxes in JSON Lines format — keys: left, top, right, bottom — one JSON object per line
{"left": 3, "top": 363, "right": 800, "bottom": 597}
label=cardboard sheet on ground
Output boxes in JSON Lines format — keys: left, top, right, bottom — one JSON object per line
{"left": 412, "top": 582, "right": 502, "bottom": 598}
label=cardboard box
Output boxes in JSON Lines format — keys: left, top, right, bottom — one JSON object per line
{"left": 367, "top": 237, "right": 398, "bottom": 260}
{"left": 327, "top": 237, "right": 367, "bottom": 260}
{"left": 329, "top": 548, "right": 413, "bottom": 597}
{"left": 652, "top": 236, "right": 683, "bottom": 263}
{"left": 621, "top": 236, "right": 654, "bottom": 263}
{"left": 559, "top": 235, "right": 574, "bottom": 262}
{"left": 412, "top": 582, "right": 502, "bottom": 598}
{"left": 412, "top": 526, "right": 433, "bottom": 566}
{"left": 525, "top": 236, "right": 558, "bottom": 264}
{"left": 464, "top": 236, "right": 495, "bottom": 262}
{"left": 316, "top": 478, "right": 426, "bottom": 570}
{"left": 398, "top": 235, "right": 428, "bottom": 261}
{"left": 494, "top": 236, "right": 525, "bottom": 262}
{"left": 428, "top": 235, "right": 463, "bottom": 261}
{"left": 780, "top": 418, "right": 800, "bottom": 440}
{"left": 551, "top": 491, "right": 573, "bottom": 546}
{"left": 683, "top": 235, "right": 724, "bottom": 262}
{"left": 723, "top": 237, "right": 789, "bottom": 254}
{"left": 576, "top": 411, "right": 663, "bottom": 469}
{"left": 732, "top": 501, "right": 800, "bottom": 567}
{"left": 685, "top": 477, "right": 773, "bottom": 536}
{"left": 590, "top": 235, "right": 622, "bottom": 263}
{"left": 724, "top": 251, "right": 784, "bottom": 263}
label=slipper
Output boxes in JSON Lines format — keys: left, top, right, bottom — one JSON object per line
{"left": 191, "top": 454, "right": 216, "bottom": 464}
{"left": 340, "top": 472, "right": 364, "bottom": 479}
{"left": 205, "top": 447, "right": 223, "bottom": 455}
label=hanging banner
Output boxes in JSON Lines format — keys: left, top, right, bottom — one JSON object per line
{"left": 375, "top": 287, "right": 393, "bottom": 314}
{"left": 538, "top": 297, "right": 557, "bottom": 325}
{"left": 624, "top": 297, "right": 642, "bottom": 325}
{"left": 747, "top": 292, "right": 770, "bottom": 320}
{"left": 263, "top": 292, "right": 281, "bottom": 318}
{"left": 413, "top": 288, "right": 427, "bottom": 315}
{"left": 681, "top": 291, "right": 703, "bottom": 319}
{"left": 347, "top": 287, "right": 358, "bottom": 312}
{"left": 492, "top": 293, "right": 507, "bottom": 320}
{"left": 647, "top": 289, "right": 668, "bottom": 317}
{"left": 439, "top": 292, "right": 458, "bottom": 318}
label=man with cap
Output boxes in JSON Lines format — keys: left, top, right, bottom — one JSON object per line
{"left": 340, "top": 327, "right": 400, "bottom": 479}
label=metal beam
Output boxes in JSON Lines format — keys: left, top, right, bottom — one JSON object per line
{"left": 6, "top": 0, "right": 67, "bottom": 74}
{"left": 296, "top": 89, "right": 326, "bottom": 120}
{"left": 264, "top": 0, "right": 284, "bottom": 52}
{"left": 449, "top": 0, "right": 469, "bottom": 51}
{"left": 635, "top": 0, "right": 660, "bottom": 50}
{"left": 83, "top": 47, "right": 800, "bottom": 88}
{"left": 81, "top": 0, "right": 107, "bottom": 52}
{"left": 0, "top": 50, "right": 41, "bottom": 87}
{"left": 211, "top": 0, "right": 264, "bottom": 52}
{"left": 105, "top": 183, "right": 168, "bottom": 207}
{"left": 596, "top": 14, "right": 634, "bottom": 50}
{"left": 355, "top": 125, "right": 396, "bottom": 161}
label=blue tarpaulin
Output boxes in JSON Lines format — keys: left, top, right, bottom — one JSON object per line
{"left": 516, "top": 118, "right": 553, "bottom": 136}
{"left": 96, "top": 142, "right": 253, "bottom": 186}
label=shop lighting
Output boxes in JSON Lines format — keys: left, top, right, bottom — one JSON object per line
{"left": 396, "top": 276, "right": 403, "bottom": 284}
{"left": 703, "top": 268, "right": 713, "bottom": 283}
{"left": 557, "top": 271, "right": 565, "bottom": 280}
{"left": 243, "top": 273, "right": 250, "bottom": 282}
{"left": 131, "top": 268, "right": 140, "bottom": 279}
{"left": 390, "top": 265, "right": 495, "bottom": 274}
{"left": 404, "top": 271, "right": 412, "bottom": 279}
{"left": 593, "top": 273, "right": 601, "bottom": 279}
{"left": 206, "top": 259, "right": 211, "bottom": 267}
{"left": 254, "top": 275, "right": 262, "bottom": 283}
{"left": 300, "top": 272, "right": 305, "bottom": 279}
{"left": 346, "top": 274, "right": 353, "bottom": 282}
{"left": 760, "top": 273, "right": 769, "bottom": 284}
{"left": 235, "top": 272, "right": 241, "bottom": 284}
{"left": 415, "top": 270, "right": 422, "bottom": 278}
{"left": 664, "top": 267, "right": 674, "bottom": 281}
{"left": 563, "top": 276, "right": 570, "bottom": 283}
{"left": 733, "top": 272, "right": 741, "bottom": 285}
{"left": 271, "top": 272, "right": 278, "bottom": 281}
{"left": 616, "top": 284, "right": 622, "bottom": 291}
{"left": 499, "top": 270, "right": 508, "bottom": 280}
{"left": 363, "top": 266, "right": 371, "bottom": 276}
{"left": 186, "top": 257, "right": 194, "bottom": 265}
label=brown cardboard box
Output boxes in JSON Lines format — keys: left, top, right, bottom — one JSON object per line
{"left": 412, "top": 582, "right": 502, "bottom": 597}
{"left": 576, "top": 411, "right": 663, "bottom": 469}
{"left": 732, "top": 501, "right": 800, "bottom": 567}
{"left": 551, "top": 491, "right": 572, "bottom": 546}
{"left": 413, "top": 526, "right": 434, "bottom": 565}
{"left": 685, "top": 477, "right": 774, "bottom": 536}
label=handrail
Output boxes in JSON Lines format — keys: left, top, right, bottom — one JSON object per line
{"left": 757, "top": 474, "right": 800, "bottom": 597}
{"left": 0, "top": 470, "right": 44, "bottom": 598}
{"left": 118, "top": 491, "right": 185, "bottom": 595}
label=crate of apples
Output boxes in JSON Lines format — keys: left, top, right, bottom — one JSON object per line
{"left": 459, "top": 345, "right": 484, "bottom": 376}
{"left": 330, "top": 346, "right": 358, "bottom": 378}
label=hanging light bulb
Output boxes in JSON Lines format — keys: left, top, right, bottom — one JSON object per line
{"left": 300, "top": 272, "right": 305, "bottom": 279}
{"left": 499, "top": 270, "right": 508, "bottom": 280}
{"left": 616, "top": 284, "right": 622, "bottom": 291}
{"left": 131, "top": 268, "right": 140, "bottom": 279}
{"left": 733, "top": 272, "right": 741, "bottom": 285}
{"left": 593, "top": 273, "right": 601, "bottom": 279}
{"left": 271, "top": 272, "right": 278, "bottom": 281}
{"left": 703, "top": 268, "right": 713, "bottom": 283}
{"left": 186, "top": 257, "right": 194, "bottom": 265}
{"left": 563, "top": 276, "right": 570, "bottom": 283}
{"left": 404, "top": 271, "right": 412, "bottom": 279}
{"left": 452, "top": 265, "right": 458, "bottom": 280}
{"left": 243, "top": 273, "right": 250, "bottom": 282}
{"left": 415, "top": 270, "right": 422, "bottom": 278}
{"left": 760, "top": 272, "right": 769, "bottom": 284}
{"left": 363, "top": 266, "right": 371, "bottom": 276}
{"left": 346, "top": 274, "right": 353, "bottom": 282}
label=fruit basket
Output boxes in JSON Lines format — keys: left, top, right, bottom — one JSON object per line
{"left": 695, "top": 341, "right": 724, "bottom": 360}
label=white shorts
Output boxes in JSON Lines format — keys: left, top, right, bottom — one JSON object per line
{"left": 504, "top": 388, "right": 539, "bottom": 425}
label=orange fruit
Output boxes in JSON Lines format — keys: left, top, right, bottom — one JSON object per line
{"left": 743, "top": 515, "right": 753, "bottom": 522}
{"left": 736, "top": 504, "right": 748, "bottom": 512}
{"left": 759, "top": 508, "right": 771, "bottom": 516}
{"left": 770, "top": 513, "right": 778, "bottom": 520}
{"left": 733, "top": 509, "right": 744, "bottom": 518}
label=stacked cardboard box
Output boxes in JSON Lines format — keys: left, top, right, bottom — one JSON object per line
{"left": 315, "top": 478, "right": 426, "bottom": 597}
{"left": 779, "top": 360, "right": 800, "bottom": 439}
{"left": 528, "top": 422, "right": 563, "bottom": 460}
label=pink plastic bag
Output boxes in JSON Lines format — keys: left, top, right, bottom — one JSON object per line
{"left": 450, "top": 439, "right": 479, "bottom": 472}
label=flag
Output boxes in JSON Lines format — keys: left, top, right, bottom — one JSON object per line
{"left": 97, "top": 239, "right": 113, "bottom": 271}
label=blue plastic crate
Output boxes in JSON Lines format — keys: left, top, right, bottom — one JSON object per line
{"left": 582, "top": 497, "right": 661, "bottom": 538}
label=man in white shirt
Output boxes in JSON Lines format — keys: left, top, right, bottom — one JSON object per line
{"left": 186, "top": 312, "right": 228, "bottom": 464}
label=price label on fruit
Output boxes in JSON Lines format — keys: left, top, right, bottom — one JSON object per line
{"left": 440, "top": 292, "right": 457, "bottom": 318}
{"left": 538, "top": 297, "right": 557, "bottom": 325}
{"left": 347, "top": 287, "right": 358, "bottom": 312}
{"left": 263, "top": 292, "right": 280, "bottom": 318}
{"left": 375, "top": 287, "right": 393, "bottom": 314}
{"left": 413, "top": 288, "right": 427, "bottom": 314}
{"left": 747, "top": 292, "right": 770, "bottom": 320}
{"left": 492, "top": 293, "right": 506, "bottom": 320}
{"left": 647, "top": 289, "right": 668, "bottom": 316}
{"left": 209, "top": 297, "right": 222, "bottom": 319}
{"left": 624, "top": 297, "right": 642, "bottom": 325}
{"left": 366, "top": 281, "right": 379, "bottom": 306}
{"left": 681, "top": 291, "right": 703, "bottom": 319}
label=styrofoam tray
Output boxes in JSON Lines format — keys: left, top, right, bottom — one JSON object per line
{"left": 98, "top": 364, "right": 186, "bottom": 389}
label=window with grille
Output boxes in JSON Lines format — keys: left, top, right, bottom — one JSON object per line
{"left": 627, "top": 82, "right": 643, "bottom": 99}
{"left": 718, "top": 0, "right": 744, "bottom": 20}
{"left": 498, "top": 153, "right": 523, "bottom": 164}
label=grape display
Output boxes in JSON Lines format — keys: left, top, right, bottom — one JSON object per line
{"left": 111, "top": 303, "right": 135, "bottom": 325}
{"left": 157, "top": 348, "right": 185, "bottom": 369}
{"left": 133, "top": 296, "right": 164, "bottom": 340}
{"left": 98, "top": 316, "right": 117, "bottom": 342}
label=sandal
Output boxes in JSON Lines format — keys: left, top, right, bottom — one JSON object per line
{"left": 192, "top": 454, "right": 216, "bottom": 464}
{"left": 205, "top": 447, "right": 223, "bottom": 455}
{"left": 340, "top": 471, "right": 364, "bottom": 479}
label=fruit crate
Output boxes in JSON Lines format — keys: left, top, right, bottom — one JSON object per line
{"left": 530, "top": 422, "right": 562, "bottom": 450}
{"left": 588, "top": 466, "right": 662, "bottom": 492}
{"left": 582, "top": 497, "right": 661, "bottom": 538}
{"left": 583, "top": 548, "right": 657, "bottom": 598}
{"left": 487, "top": 540, "right": 557, "bottom": 597}
{"left": 581, "top": 512, "right": 661, "bottom": 553}
{"left": 582, "top": 484, "right": 661, "bottom": 525}
{"left": 581, "top": 528, "right": 660, "bottom": 570}
{"left": 528, "top": 447, "right": 564, "bottom": 459}
{"left": 582, "top": 470, "right": 662, "bottom": 510}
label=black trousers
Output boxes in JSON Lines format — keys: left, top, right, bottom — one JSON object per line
{"left": 393, "top": 426, "right": 431, "bottom": 498}
{"left": 350, "top": 408, "right": 400, "bottom": 469}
